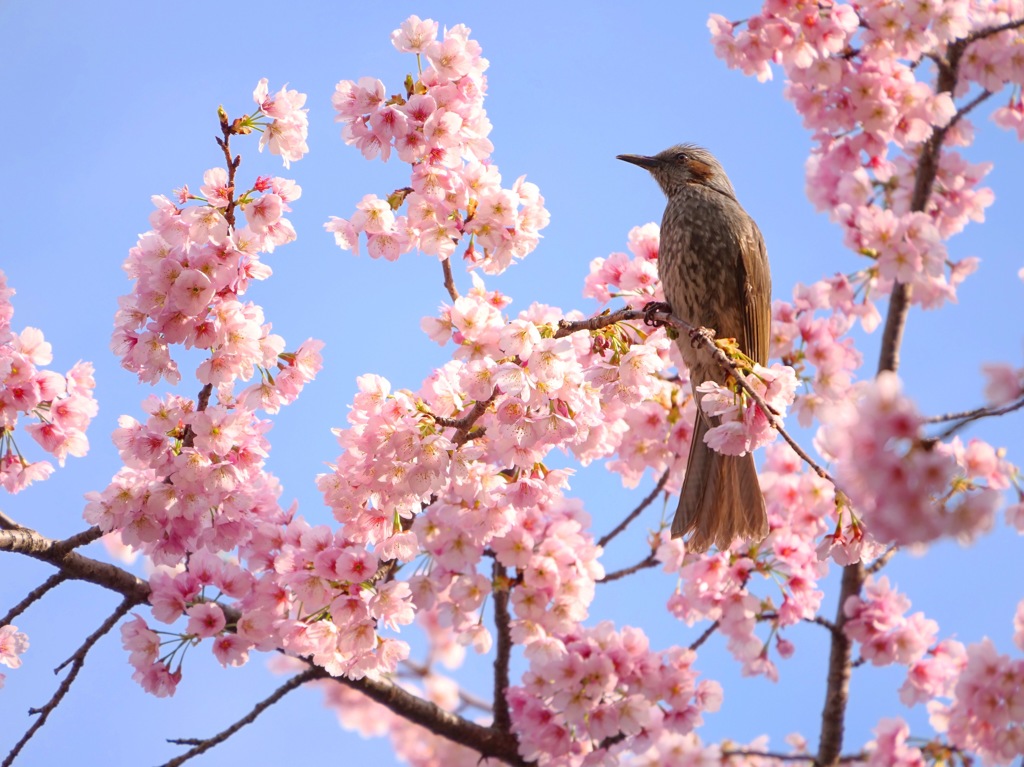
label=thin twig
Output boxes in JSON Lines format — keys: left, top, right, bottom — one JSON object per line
{"left": 161, "top": 667, "right": 326, "bottom": 767}
{"left": 55, "top": 525, "right": 104, "bottom": 552}
{"left": 554, "top": 308, "right": 638, "bottom": 338}
{"left": 1, "top": 572, "right": 68, "bottom": 627}
{"left": 442, "top": 257, "right": 459, "bottom": 302}
{"left": 0, "top": 510, "right": 25, "bottom": 531}
{"left": 721, "top": 749, "right": 866, "bottom": 764}
{"left": 3, "top": 598, "right": 133, "bottom": 767}
{"left": 759, "top": 612, "right": 840, "bottom": 638}
{"left": 866, "top": 546, "right": 899, "bottom": 574}
{"left": 491, "top": 561, "right": 512, "bottom": 734}
{"left": 688, "top": 620, "right": 720, "bottom": 652}
{"left": 433, "top": 389, "right": 497, "bottom": 446}
{"left": 927, "top": 396, "right": 1024, "bottom": 440}
{"left": 181, "top": 383, "right": 214, "bottom": 449}
{"left": 597, "top": 469, "right": 670, "bottom": 549}
{"left": 807, "top": 615, "right": 840, "bottom": 637}
{"left": 964, "top": 16, "right": 1024, "bottom": 45}
{"left": 721, "top": 749, "right": 817, "bottom": 762}
{"left": 598, "top": 553, "right": 658, "bottom": 583}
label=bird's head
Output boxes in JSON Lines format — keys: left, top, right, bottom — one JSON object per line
{"left": 617, "top": 144, "right": 736, "bottom": 200}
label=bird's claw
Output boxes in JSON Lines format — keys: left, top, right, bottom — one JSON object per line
{"left": 642, "top": 301, "right": 672, "bottom": 327}
{"left": 688, "top": 326, "right": 716, "bottom": 349}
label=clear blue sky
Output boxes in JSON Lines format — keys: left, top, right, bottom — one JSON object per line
{"left": 1, "top": 2, "right": 1022, "bottom": 765}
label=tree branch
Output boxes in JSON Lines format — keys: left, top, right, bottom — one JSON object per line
{"left": 721, "top": 749, "right": 816, "bottom": 762}
{"left": 558, "top": 308, "right": 837, "bottom": 484}
{"left": 433, "top": 389, "right": 497, "bottom": 446}
{"left": 491, "top": 560, "right": 512, "bottom": 734}
{"left": 335, "top": 671, "right": 531, "bottom": 766}
{"left": 1, "top": 571, "right": 68, "bottom": 627}
{"left": 688, "top": 619, "right": 720, "bottom": 652}
{"left": 3, "top": 598, "right": 133, "bottom": 767}
{"left": 161, "top": 667, "right": 326, "bottom": 767}
{"left": 56, "top": 525, "right": 104, "bottom": 552}
{"left": 598, "top": 553, "right": 659, "bottom": 583}
{"left": 401, "top": 661, "right": 493, "bottom": 713}
{"left": 0, "top": 522, "right": 530, "bottom": 765}
{"left": 597, "top": 469, "right": 670, "bottom": 549}
{"left": 722, "top": 748, "right": 866, "bottom": 764}
{"left": 0, "top": 509, "right": 25, "bottom": 531}
{"left": 866, "top": 546, "right": 899, "bottom": 575}
{"left": 926, "top": 395, "right": 1024, "bottom": 440}
{"left": 442, "top": 257, "right": 459, "bottom": 302}
{"left": 815, "top": 561, "right": 863, "bottom": 767}
{"left": 0, "top": 525, "right": 150, "bottom": 605}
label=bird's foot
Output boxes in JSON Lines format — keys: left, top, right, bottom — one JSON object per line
{"left": 642, "top": 301, "right": 673, "bottom": 328}
{"left": 688, "top": 326, "right": 716, "bottom": 349}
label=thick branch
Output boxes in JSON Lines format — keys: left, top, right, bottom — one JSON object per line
{"left": 816, "top": 561, "right": 863, "bottom": 767}
{"left": 491, "top": 561, "right": 512, "bottom": 734}
{"left": 0, "top": 526, "right": 150, "bottom": 605}
{"left": 57, "top": 525, "right": 104, "bottom": 551}
{"left": 1, "top": 523, "right": 529, "bottom": 764}
{"left": 337, "top": 672, "right": 530, "bottom": 766}
{"left": 161, "top": 667, "right": 326, "bottom": 767}
{"left": 815, "top": 19, "right": 1015, "bottom": 762}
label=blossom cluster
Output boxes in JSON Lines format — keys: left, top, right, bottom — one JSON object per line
{"left": 931, "top": 638, "right": 1024, "bottom": 764}
{"left": 318, "top": 355, "right": 609, "bottom": 653}
{"left": 252, "top": 78, "right": 310, "bottom": 168}
{"left": 696, "top": 362, "right": 798, "bottom": 456}
{"left": 0, "top": 269, "right": 97, "bottom": 493}
{"left": 844, "top": 575, "right": 939, "bottom": 668}
{"left": 84, "top": 83, "right": 332, "bottom": 695}
{"left": 509, "top": 623, "right": 723, "bottom": 763}
{"left": 770, "top": 277, "right": 867, "bottom": 428}
{"left": 707, "top": 3, "right": 1024, "bottom": 312}
{"left": 817, "top": 371, "right": 1013, "bottom": 545}
{"left": 326, "top": 18, "right": 550, "bottom": 274}
{"left": 657, "top": 441, "right": 835, "bottom": 680}
{"left": 112, "top": 81, "right": 306, "bottom": 388}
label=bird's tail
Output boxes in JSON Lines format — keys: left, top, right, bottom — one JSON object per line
{"left": 671, "top": 415, "right": 768, "bottom": 552}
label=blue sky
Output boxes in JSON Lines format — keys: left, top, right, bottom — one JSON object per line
{"left": 1, "top": 2, "right": 1022, "bottom": 765}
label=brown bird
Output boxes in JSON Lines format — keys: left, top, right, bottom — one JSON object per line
{"left": 617, "top": 144, "right": 771, "bottom": 552}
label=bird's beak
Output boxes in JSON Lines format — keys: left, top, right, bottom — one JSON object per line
{"left": 616, "top": 154, "right": 659, "bottom": 170}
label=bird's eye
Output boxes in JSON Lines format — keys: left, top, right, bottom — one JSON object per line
{"left": 674, "top": 151, "right": 688, "bottom": 163}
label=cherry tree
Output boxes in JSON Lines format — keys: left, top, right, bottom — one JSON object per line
{"left": 3, "top": 4, "right": 1024, "bottom": 766}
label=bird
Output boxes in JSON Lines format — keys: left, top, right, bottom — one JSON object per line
{"left": 617, "top": 144, "right": 771, "bottom": 552}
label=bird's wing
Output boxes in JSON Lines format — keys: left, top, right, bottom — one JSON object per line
{"left": 740, "top": 219, "right": 772, "bottom": 366}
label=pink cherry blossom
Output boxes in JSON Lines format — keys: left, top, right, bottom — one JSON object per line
{"left": 0, "top": 625, "right": 29, "bottom": 669}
